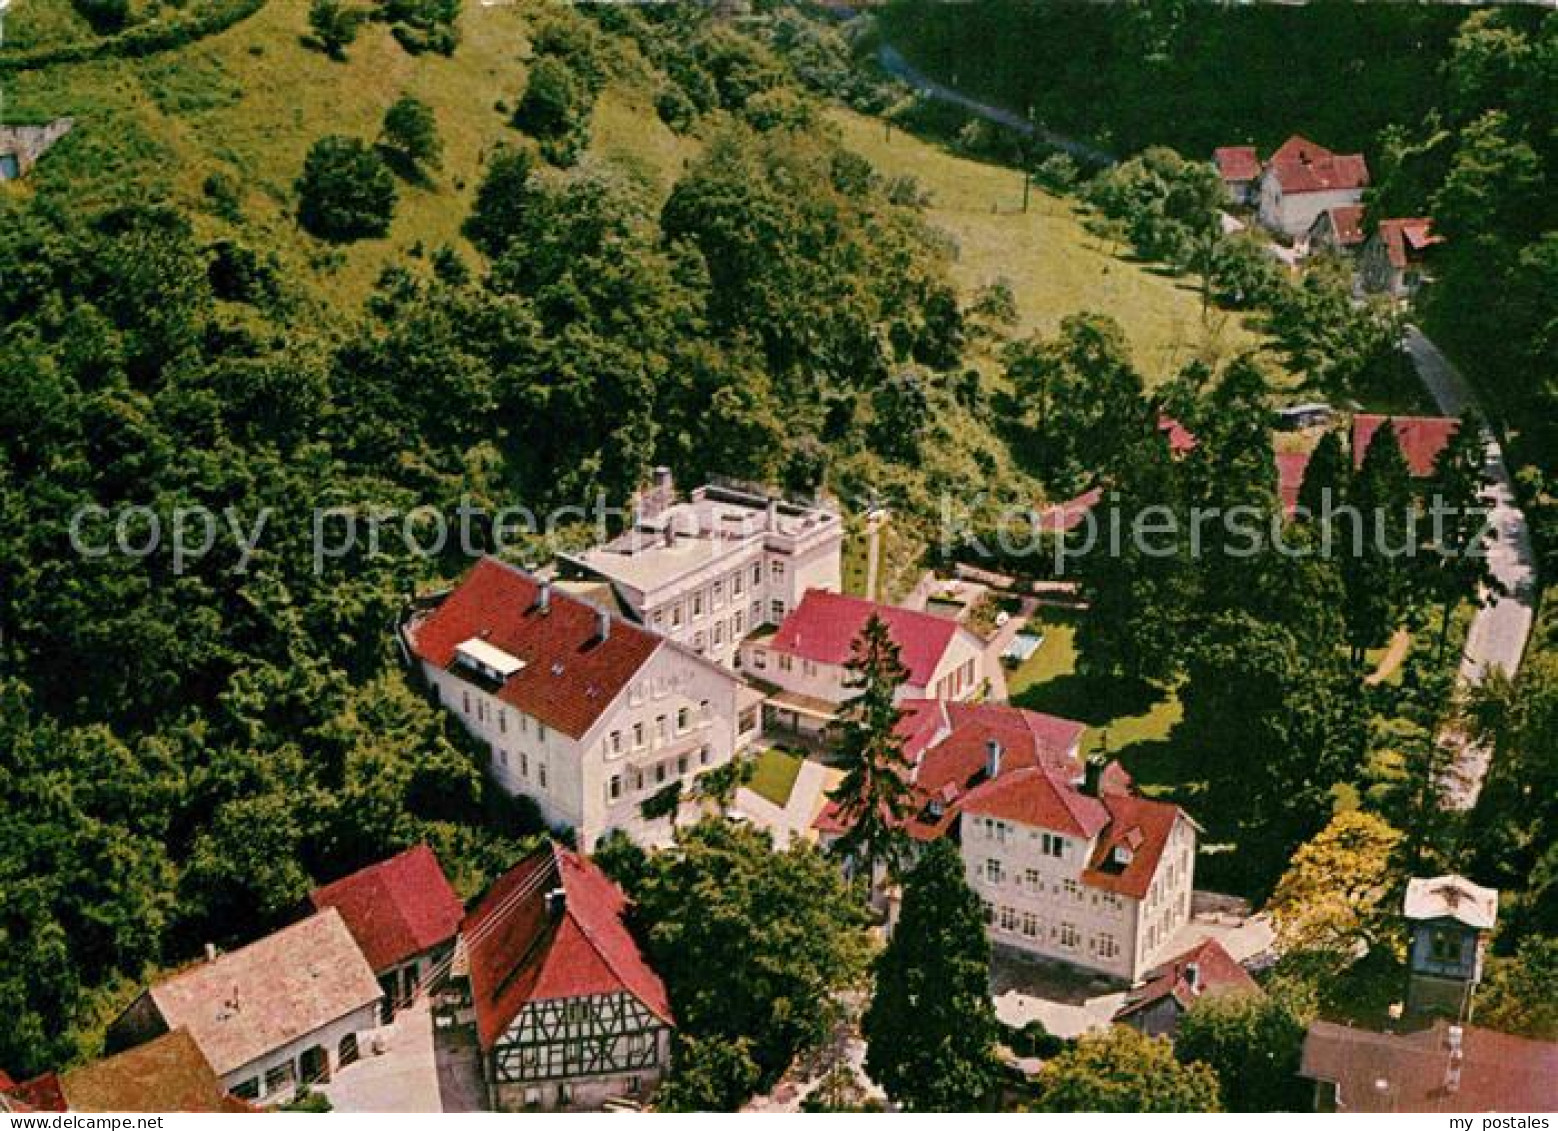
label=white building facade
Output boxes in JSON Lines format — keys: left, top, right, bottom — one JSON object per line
{"left": 961, "top": 787, "right": 1197, "bottom": 983}
{"left": 561, "top": 474, "right": 844, "bottom": 670}
{"left": 407, "top": 558, "right": 756, "bottom": 851}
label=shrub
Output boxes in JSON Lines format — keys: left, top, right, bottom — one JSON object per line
{"left": 296, "top": 136, "right": 398, "bottom": 242}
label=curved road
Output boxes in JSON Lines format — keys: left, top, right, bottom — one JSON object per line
{"left": 1403, "top": 327, "right": 1537, "bottom": 809}
{"left": 877, "top": 43, "right": 1116, "bottom": 167}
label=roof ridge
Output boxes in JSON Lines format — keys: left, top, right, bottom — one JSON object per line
{"left": 555, "top": 849, "right": 673, "bottom": 1024}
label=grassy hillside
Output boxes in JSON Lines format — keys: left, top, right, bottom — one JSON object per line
{"left": 5, "top": 0, "right": 692, "bottom": 306}
{"left": 829, "top": 109, "right": 1277, "bottom": 384}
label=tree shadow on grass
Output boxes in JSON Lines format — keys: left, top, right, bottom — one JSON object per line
{"left": 1011, "top": 670, "right": 1159, "bottom": 727}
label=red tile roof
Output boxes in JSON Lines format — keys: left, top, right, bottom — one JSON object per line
{"left": 1316, "top": 203, "right": 1367, "bottom": 247}
{"left": 1351, "top": 414, "right": 1460, "bottom": 478}
{"left": 1377, "top": 217, "right": 1443, "bottom": 269}
{"left": 1301, "top": 1019, "right": 1558, "bottom": 1113}
{"left": 1277, "top": 450, "right": 1311, "bottom": 515}
{"left": 1159, "top": 414, "right": 1199, "bottom": 455}
{"left": 1114, "top": 938, "right": 1259, "bottom": 1022}
{"left": 815, "top": 700, "right": 1088, "bottom": 841}
{"left": 1039, "top": 486, "right": 1103, "bottom": 533}
{"left": 962, "top": 765, "right": 1110, "bottom": 838}
{"left": 1213, "top": 145, "right": 1261, "bottom": 183}
{"left": 1267, "top": 135, "right": 1369, "bottom": 195}
{"left": 310, "top": 844, "right": 464, "bottom": 975}
{"left": 1082, "top": 790, "right": 1186, "bottom": 900}
{"left": 462, "top": 842, "right": 672, "bottom": 1051}
{"left": 767, "top": 590, "right": 963, "bottom": 689}
{"left": 407, "top": 557, "right": 663, "bottom": 740}
{"left": 4, "top": 1074, "right": 64, "bottom": 1113}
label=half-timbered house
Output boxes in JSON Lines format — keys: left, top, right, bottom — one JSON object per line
{"left": 459, "top": 842, "right": 673, "bottom": 1111}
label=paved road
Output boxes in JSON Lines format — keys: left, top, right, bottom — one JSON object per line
{"left": 876, "top": 44, "right": 1116, "bottom": 167}
{"left": 1403, "top": 327, "right": 1538, "bottom": 809}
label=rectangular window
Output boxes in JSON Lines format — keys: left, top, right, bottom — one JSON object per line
{"left": 714, "top": 621, "right": 725, "bottom": 645}
{"left": 634, "top": 722, "right": 645, "bottom": 748}
{"left": 656, "top": 762, "right": 667, "bottom": 784}
{"left": 771, "top": 560, "right": 785, "bottom": 581}
{"left": 753, "top": 649, "right": 768, "bottom": 671}
{"left": 771, "top": 599, "right": 785, "bottom": 620}
{"left": 1059, "top": 922, "right": 1080, "bottom": 950}
{"left": 499, "top": 709, "right": 507, "bottom": 735}
{"left": 656, "top": 715, "right": 669, "bottom": 743}
{"left": 1024, "top": 867, "right": 1042, "bottom": 891}
{"left": 1021, "top": 911, "right": 1040, "bottom": 939}
{"left": 677, "top": 707, "right": 690, "bottom": 732}
{"left": 652, "top": 610, "right": 665, "bottom": 628}
{"left": 752, "top": 564, "right": 762, "bottom": 586}
{"left": 537, "top": 723, "right": 547, "bottom": 744}
{"left": 693, "top": 593, "right": 704, "bottom": 617}
{"left": 1041, "top": 833, "right": 1065, "bottom": 858}
{"left": 609, "top": 775, "right": 622, "bottom": 801}
{"left": 462, "top": 691, "right": 471, "bottom": 716}
{"left": 984, "top": 858, "right": 1004, "bottom": 885}
{"left": 538, "top": 764, "right": 548, "bottom": 789}
{"left": 677, "top": 754, "right": 688, "bottom": 776}
{"left": 1063, "top": 878, "right": 1081, "bottom": 901}
{"left": 733, "top": 571, "right": 743, "bottom": 596}
{"left": 734, "top": 610, "right": 745, "bottom": 635}
{"left": 778, "top": 654, "right": 793, "bottom": 673}
{"left": 672, "top": 604, "right": 684, "bottom": 628}
{"left": 713, "top": 580, "right": 724, "bottom": 606}
{"left": 751, "top": 599, "right": 762, "bottom": 623}
{"left": 610, "top": 730, "right": 623, "bottom": 756}
{"left": 694, "top": 631, "right": 706, "bottom": 652}
{"left": 999, "top": 905, "right": 1019, "bottom": 932}
{"left": 1098, "top": 933, "right": 1119, "bottom": 959}
{"left": 520, "top": 752, "right": 529, "bottom": 777}
{"left": 232, "top": 1079, "right": 260, "bottom": 1101}
{"left": 700, "top": 745, "right": 712, "bottom": 766}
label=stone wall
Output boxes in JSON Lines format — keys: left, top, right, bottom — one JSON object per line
{"left": 0, "top": 117, "right": 73, "bottom": 179}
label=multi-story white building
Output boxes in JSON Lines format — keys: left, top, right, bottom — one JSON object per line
{"left": 404, "top": 557, "right": 760, "bottom": 851}
{"left": 739, "top": 590, "right": 989, "bottom": 738}
{"left": 1257, "top": 135, "right": 1370, "bottom": 239}
{"left": 559, "top": 472, "right": 844, "bottom": 670}
{"left": 816, "top": 700, "right": 1198, "bottom": 983}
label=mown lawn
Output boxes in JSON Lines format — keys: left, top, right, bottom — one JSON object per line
{"left": 827, "top": 109, "right": 1283, "bottom": 385}
{"left": 1006, "top": 606, "right": 1197, "bottom": 803}
{"left": 749, "top": 747, "right": 804, "bottom": 809}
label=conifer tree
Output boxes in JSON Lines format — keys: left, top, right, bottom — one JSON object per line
{"left": 863, "top": 839, "right": 999, "bottom": 1110}
{"left": 826, "top": 615, "right": 914, "bottom": 884}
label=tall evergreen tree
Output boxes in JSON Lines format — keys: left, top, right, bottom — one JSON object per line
{"left": 862, "top": 839, "right": 1000, "bottom": 1110}
{"left": 1423, "top": 411, "right": 1493, "bottom": 659}
{"left": 826, "top": 615, "right": 915, "bottom": 884}
{"left": 1342, "top": 421, "right": 1415, "bottom": 665}
{"left": 1297, "top": 429, "right": 1349, "bottom": 520}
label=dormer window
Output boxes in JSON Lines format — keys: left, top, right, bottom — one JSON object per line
{"left": 454, "top": 637, "right": 525, "bottom": 683}
{"left": 1114, "top": 845, "right": 1134, "bottom": 866}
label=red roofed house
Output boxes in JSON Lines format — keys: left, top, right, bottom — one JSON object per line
{"left": 1363, "top": 218, "right": 1444, "bottom": 298}
{"left": 1159, "top": 413, "right": 1199, "bottom": 456}
{"left": 1113, "top": 937, "right": 1260, "bottom": 1036}
{"left": 403, "top": 557, "right": 753, "bottom": 851}
{"left": 1300, "top": 1019, "right": 1558, "bottom": 1113}
{"left": 2, "top": 1031, "right": 256, "bottom": 1113}
{"left": 815, "top": 700, "right": 1198, "bottom": 982}
{"left": 737, "top": 590, "right": 988, "bottom": 738}
{"left": 309, "top": 844, "right": 465, "bottom": 1019}
{"left": 1307, "top": 203, "right": 1367, "bottom": 256}
{"left": 457, "top": 842, "right": 672, "bottom": 1111}
{"left": 1351, "top": 414, "right": 1460, "bottom": 479}
{"left": 1212, "top": 145, "right": 1262, "bottom": 205}
{"left": 1259, "top": 135, "right": 1370, "bottom": 239}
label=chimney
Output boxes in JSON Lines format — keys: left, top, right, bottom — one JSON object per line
{"left": 985, "top": 738, "right": 1003, "bottom": 780}
{"left": 537, "top": 580, "right": 551, "bottom": 613}
{"left": 546, "top": 886, "right": 567, "bottom": 919}
{"left": 663, "top": 523, "right": 675, "bottom": 548}
{"left": 597, "top": 608, "right": 611, "bottom": 643}
{"left": 1084, "top": 755, "right": 1105, "bottom": 797}
{"left": 204, "top": 942, "right": 218, "bottom": 963}
{"left": 766, "top": 498, "right": 779, "bottom": 532}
